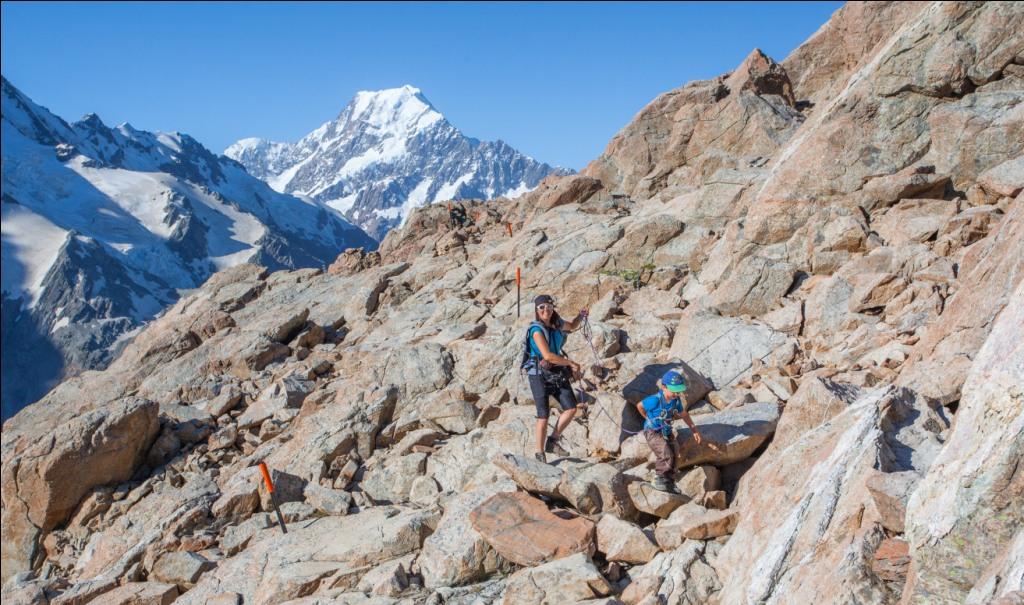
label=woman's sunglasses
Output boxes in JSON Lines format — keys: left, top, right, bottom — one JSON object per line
{"left": 537, "top": 304, "right": 555, "bottom": 311}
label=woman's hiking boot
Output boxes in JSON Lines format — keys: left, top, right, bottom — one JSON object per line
{"left": 545, "top": 434, "right": 569, "bottom": 457}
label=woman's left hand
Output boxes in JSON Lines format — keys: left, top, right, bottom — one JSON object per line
{"left": 578, "top": 308, "right": 589, "bottom": 320}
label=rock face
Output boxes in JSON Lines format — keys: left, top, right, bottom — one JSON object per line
{"left": 226, "top": 86, "right": 568, "bottom": 240}
{"left": 1, "top": 397, "right": 159, "bottom": 581}
{"left": 902, "top": 283, "right": 1024, "bottom": 603}
{"left": 2, "top": 2, "right": 1023, "bottom": 603}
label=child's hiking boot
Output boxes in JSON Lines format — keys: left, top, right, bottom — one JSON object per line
{"left": 652, "top": 475, "right": 680, "bottom": 494}
{"left": 534, "top": 451, "right": 547, "bottom": 464}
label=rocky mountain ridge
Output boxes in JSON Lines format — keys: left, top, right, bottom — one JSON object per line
{"left": 0, "top": 77, "right": 375, "bottom": 420}
{"left": 225, "top": 85, "right": 569, "bottom": 240}
{"left": 2, "top": 2, "right": 1022, "bottom": 604}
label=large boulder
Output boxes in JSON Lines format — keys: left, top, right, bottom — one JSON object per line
{"left": 673, "top": 402, "right": 780, "bottom": 468}
{"left": 469, "top": 492, "right": 596, "bottom": 567}
{"left": 500, "top": 553, "right": 612, "bottom": 605}
{"left": 1, "top": 397, "right": 159, "bottom": 582}
{"left": 623, "top": 541, "right": 722, "bottom": 605}
{"left": 713, "top": 387, "right": 941, "bottom": 603}
{"left": 175, "top": 507, "right": 435, "bottom": 604}
{"left": 419, "top": 481, "right": 516, "bottom": 588}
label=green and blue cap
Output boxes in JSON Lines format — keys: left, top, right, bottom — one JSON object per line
{"left": 662, "top": 369, "right": 688, "bottom": 393}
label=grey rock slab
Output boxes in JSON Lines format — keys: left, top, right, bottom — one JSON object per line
{"left": 673, "top": 402, "right": 780, "bottom": 468}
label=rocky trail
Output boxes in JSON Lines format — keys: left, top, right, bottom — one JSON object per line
{"left": 3, "top": 2, "right": 1023, "bottom": 604}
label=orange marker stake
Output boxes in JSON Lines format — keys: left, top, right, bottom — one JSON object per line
{"left": 506, "top": 222, "right": 513, "bottom": 237}
{"left": 258, "top": 462, "right": 288, "bottom": 534}
{"left": 515, "top": 267, "right": 522, "bottom": 318}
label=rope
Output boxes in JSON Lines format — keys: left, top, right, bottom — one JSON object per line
{"left": 580, "top": 315, "right": 603, "bottom": 367}
{"left": 593, "top": 401, "right": 645, "bottom": 435}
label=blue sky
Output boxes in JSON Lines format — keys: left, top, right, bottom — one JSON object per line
{"left": 2, "top": 1, "right": 842, "bottom": 170}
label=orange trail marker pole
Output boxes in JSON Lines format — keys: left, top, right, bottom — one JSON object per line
{"left": 515, "top": 267, "right": 522, "bottom": 318}
{"left": 506, "top": 222, "right": 513, "bottom": 237}
{"left": 259, "top": 462, "right": 288, "bottom": 534}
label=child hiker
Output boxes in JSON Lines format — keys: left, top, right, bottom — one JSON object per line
{"left": 637, "top": 369, "right": 704, "bottom": 493}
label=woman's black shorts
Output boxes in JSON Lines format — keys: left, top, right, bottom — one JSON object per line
{"left": 528, "top": 371, "right": 578, "bottom": 418}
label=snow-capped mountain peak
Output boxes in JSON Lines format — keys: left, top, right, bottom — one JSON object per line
{"left": 227, "top": 86, "right": 569, "bottom": 240}
{"left": 348, "top": 85, "right": 443, "bottom": 135}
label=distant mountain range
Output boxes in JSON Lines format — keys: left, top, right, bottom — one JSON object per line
{"left": 1, "top": 76, "right": 375, "bottom": 419}
{"left": 226, "top": 85, "right": 569, "bottom": 240}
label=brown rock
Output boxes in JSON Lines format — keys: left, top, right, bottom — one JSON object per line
{"left": 328, "top": 247, "right": 381, "bottom": 276}
{"left": 872, "top": 538, "right": 910, "bottom": 583}
{"left": 469, "top": 492, "right": 596, "bottom": 567}
{"left": 700, "top": 490, "right": 728, "bottom": 510}
{"left": 865, "top": 470, "right": 918, "bottom": 533}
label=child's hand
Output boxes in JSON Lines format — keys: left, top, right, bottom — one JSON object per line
{"left": 693, "top": 431, "right": 703, "bottom": 445}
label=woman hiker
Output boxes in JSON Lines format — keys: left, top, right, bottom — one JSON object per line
{"left": 637, "top": 369, "right": 705, "bottom": 493}
{"left": 521, "top": 294, "right": 588, "bottom": 463}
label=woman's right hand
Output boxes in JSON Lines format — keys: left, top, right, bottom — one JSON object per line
{"left": 569, "top": 360, "right": 581, "bottom": 374}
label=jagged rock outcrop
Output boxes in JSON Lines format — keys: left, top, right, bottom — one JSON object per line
{"left": 902, "top": 281, "right": 1023, "bottom": 604}
{"left": 2, "top": 2, "right": 1022, "bottom": 603}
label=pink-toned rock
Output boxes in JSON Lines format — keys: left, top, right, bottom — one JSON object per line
{"left": 469, "top": 492, "right": 596, "bottom": 567}
{"left": 977, "top": 155, "right": 1024, "bottom": 198}
{"left": 872, "top": 538, "right": 910, "bottom": 583}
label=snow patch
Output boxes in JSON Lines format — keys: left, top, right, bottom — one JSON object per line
{"left": 51, "top": 317, "right": 70, "bottom": 333}
{"left": 398, "top": 177, "right": 435, "bottom": 227}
